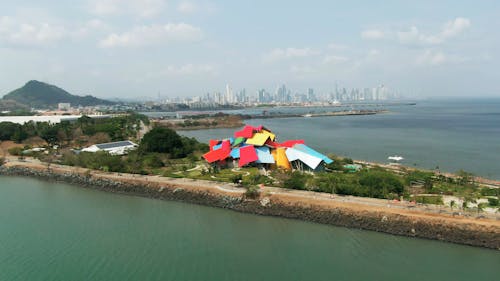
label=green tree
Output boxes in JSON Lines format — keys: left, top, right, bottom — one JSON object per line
{"left": 0, "top": 122, "right": 19, "bottom": 140}
{"left": 140, "top": 127, "right": 186, "bottom": 157}
{"left": 40, "top": 126, "right": 60, "bottom": 145}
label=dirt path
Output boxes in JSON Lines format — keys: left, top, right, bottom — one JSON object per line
{"left": 3, "top": 157, "right": 499, "bottom": 229}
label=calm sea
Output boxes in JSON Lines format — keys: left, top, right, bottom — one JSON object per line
{"left": 0, "top": 177, "right": 499, "bottom": 281}
{"left": 179, "top": 99, "right": 500, "bottom": 179}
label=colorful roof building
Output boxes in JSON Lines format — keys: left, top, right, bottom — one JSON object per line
{"left": 203, "top": 125, "right": 333, "bottom": 171}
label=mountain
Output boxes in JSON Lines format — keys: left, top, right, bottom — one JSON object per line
{"left": 2, "top": 80, "right": 115, "bottom": 108}
{"left": 0, "top": 99, "right": 30, "bottom": 112}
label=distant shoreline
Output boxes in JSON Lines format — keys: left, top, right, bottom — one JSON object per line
{"left": 1, "top": 160, "right": 498, "bottom": 250}
{"left": 159, "top": 110, "right": 387, "bottom": 131}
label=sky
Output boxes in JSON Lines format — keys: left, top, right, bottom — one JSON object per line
{"left": 1, "top": 0, "right": 499, "bottom": 100}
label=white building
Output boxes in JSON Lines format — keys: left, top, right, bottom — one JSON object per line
{"left": 81, "top": 140, "right": 138, "bottom": 155}
{"left": 58, "top": 103, "right": 71, "bottom": 110}
{"left": 0, "top": 115, "right": 110, "bottom": 125}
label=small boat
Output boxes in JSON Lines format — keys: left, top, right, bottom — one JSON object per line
{"left": 388, "top": 155, "right": 404, "bottom": 164}
{"left": 302, "top": 114, "right": 312, "bottom": 118}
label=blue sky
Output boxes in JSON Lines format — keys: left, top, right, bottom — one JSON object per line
{"left": 1, "top": 0, "right": 499, "bottom": 99}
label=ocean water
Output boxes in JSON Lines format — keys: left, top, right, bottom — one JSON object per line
{"left": 0, "top": 176, "right": 499, "bottom": 281}
{"left": 180, "top": 99, "right": 500, "bottom": 179}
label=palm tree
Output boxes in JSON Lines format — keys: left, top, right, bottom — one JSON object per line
{"left": 477, "top": 203, "right": 484, "bottom": 214}
{"left": 462, "top": 201, "right": 468, "bottom": 210}
{"left": 450, "top": 200, "right": 456, "bottom": 210}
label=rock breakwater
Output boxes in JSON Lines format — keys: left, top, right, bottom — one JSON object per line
{"left": 1, "top": 165, "right": 498, "bottom": 250}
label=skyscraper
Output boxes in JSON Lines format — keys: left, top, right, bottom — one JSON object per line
{"left": 225, "top": 84, "right": 234, "bottom": 104}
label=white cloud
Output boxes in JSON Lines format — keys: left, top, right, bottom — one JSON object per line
{"left": 177, "top": 1, "right": 198, "bottom": 14}
{"left": 72, "top": 19, "right": 110, "bottom": 39}
{"left": 162, "top": 64, "right": 217, "bottom": 75}
{"left": 397, "top": 26, "right": 441, "bottom": 44}
{"left": 361, "top": 29, "right": 385, "bottom": 40}
{"left": 322, "top": 55, "right": 349, "bottom": 64}
{"left": 441, "top": 17, "right": 471, "bottom": 38}
{"left": 88, "top": 0, "right": 167, "bottom": 18}
{"left": 362, "top": 18, "right": 471, "bottom": 46}
{"left": 263, "top": 47, "right": 319, "bottom": 62}
{"left": 0, "top": 16, "right": 66, "bottom": 46}
{"left": 289, "top": 65, "right": 316, "bottom": 77}
{"left": 327, "top": 43, "right": 347, "bottom": 50}
{"left": 416, "top": 49, "right": 471, "bottom": 66}
{"left": 416, "top": 50, "right": 447, "bottom": 65}
{"left": 99, "top": 23, "right": 203, "bottom": 48}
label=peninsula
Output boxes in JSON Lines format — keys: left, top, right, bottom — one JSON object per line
{"left": 0, "top": 113, "right": 498, "bottom": 249}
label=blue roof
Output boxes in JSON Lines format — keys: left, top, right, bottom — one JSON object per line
{"left": 95, "top": 141, "right": 136, "bottom": 150}
{"left": 230, "top": 147, "right": 240, "bottom": 159}
{"left": 255, "top": 146, "right": 275, "bottom": 164}
{"left": 293, "top": 144, "right": 333, "bottom": 164}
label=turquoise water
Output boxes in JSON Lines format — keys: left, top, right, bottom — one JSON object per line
{"left": 1, "top": 176, "right": 499, "bottom": 281}
{"left": 180, "top": 99, "right": 500, "bottom": 179}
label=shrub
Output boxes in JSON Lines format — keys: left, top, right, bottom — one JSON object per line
{"left": 70, "top": 151, "right": 125, "bottom": 172}
{"left": 142, "top": 154, "right": 164, "bottom": 168}
{"left": 480, "top": 188, "right": 499, "bottom": 197}
{"left": 242, "top": 174, "right": 266, "bottom": 186}
{"left": 283, "top": 172, "right": 307, "bottom": 190}
{"left": 244, "top": 186, "right": 260, "bottom": 199}
{"left": 8, "top": 147, "right": 23, "bottom": 156}
{"left": 0, "top": 157, "right": 5, "bottom": 166}
{"left": 359, "top": 170, "right": 404, "bottom": 198}
{"left": 405, "top": 170, "right": 434, "bottom": 186}
{"left": 414, "top": 195, "right": 444, "bottom": 205}
{"left": 488, "top": 197, "right": 499, "bottom": 207}
{"left": 230, "top": 174, "right": 243, "bottom": 184}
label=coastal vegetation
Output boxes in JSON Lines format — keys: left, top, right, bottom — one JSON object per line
{"left": 0, "top": 113, "right": 148, "bottom": 145}
{"left": 0, "top": 115, "right": 498, "bottom": 214}
{"left": 154, "top": 114, "right": 243, "bottom": 130}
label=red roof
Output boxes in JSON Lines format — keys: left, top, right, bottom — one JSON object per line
{"left": 209, "top": 139, "right": 220, "bottom": 151}
{"left": 279, "top": 140, "right": 305, "bottom": 148}
{"left": 264, "top": 139, "right": 279, "bottom": 148}
{"left": 204, "top": 140, "right": 231, "bottom": 163}
{"left": 238, "top": 145, "right": 258, "bottom": 167}
{"left": 234, "top": 125, "right": 268, "bottom": 138}
{"left": 203, "top": 149, "right": 223, "bottom": 163}
{"left": 221, "top": 139, "right": 231, "bottom": 151}
{"left": 234, "top": 125, "right": 254, "bottom": 138}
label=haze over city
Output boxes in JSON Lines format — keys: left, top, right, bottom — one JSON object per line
{"left": 1, "top": 0, "right": 499, "bottom": 99}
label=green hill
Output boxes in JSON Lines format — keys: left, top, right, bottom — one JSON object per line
{"left": 0, "top": 99, "right": 30, "bottom": 112}
{"left": 2, "top": 80, "right": 115, "bottom": 108}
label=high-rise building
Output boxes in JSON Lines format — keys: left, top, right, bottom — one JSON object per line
{"left": 225, "top": 84, "right": 233, "bottom": 104}
{"left": 307, "top": 88, "right": 316, "bottom": 102}
{"left": 258, "top": 89, "right": 266, "bottom": 103}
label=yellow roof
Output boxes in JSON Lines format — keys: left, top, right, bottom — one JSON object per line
{"left": 245, "top": 130, "right": 275, "bottom": 146}
{"left": 274, "top": 147, "right": 291, "bottom": 170}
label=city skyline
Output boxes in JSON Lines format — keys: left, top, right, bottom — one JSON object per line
{"left": 1, "top": 1, "right": 499, "bottom": 99}
{"left": 159, "top": 83, "right": 399, "bottom": 106}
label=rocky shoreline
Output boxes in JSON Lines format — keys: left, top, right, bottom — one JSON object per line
{"left": 1, "top": 165, "right": 499, "bottom": 250}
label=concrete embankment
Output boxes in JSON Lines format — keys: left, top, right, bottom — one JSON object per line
{"left": 1, "top": 164, "right": 499, "bottom": 250}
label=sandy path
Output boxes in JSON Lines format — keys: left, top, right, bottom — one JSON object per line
{"left": 3, "top": 157, "right": 500, "bottom": 229}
